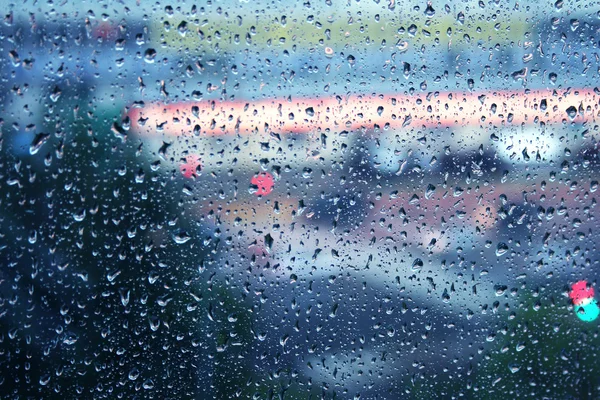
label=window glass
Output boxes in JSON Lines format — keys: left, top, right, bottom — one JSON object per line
{"left": 1, "top": 0, "right": 600, "bottom": 398}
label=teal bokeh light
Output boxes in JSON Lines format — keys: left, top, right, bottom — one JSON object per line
{"left": 575, "top": 298, "right": 600, "bottom": 322}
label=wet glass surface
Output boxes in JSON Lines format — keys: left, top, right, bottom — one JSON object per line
{"left": 1, "top": 1, "right": 600, "bottom": 398}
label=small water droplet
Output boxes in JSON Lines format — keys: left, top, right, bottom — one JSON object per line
{"left": 495, "top": 243, "right": 509, "bottom": 256}
{"left": 30, "top": 133, "right": 50, "bottom": 155}
{"left": 39, "top": 374, "right": 51, "bottom": 386}
{"left": 173, "top": 230, "right": 191, "bottom": 244}
{"left": 412, "top": 258, "right": 423, "bottom": 271}
{"left": 129, "top": 368, "right": 140, "bottom": 380}
{"left": 566, "top": 106, "right": 578, "bottom": 120}
{"left": 144, "top": 48, "right": 157, "bottom": 63}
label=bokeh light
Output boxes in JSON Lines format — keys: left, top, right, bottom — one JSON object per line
{"left": 571, "top": 281, "right": 599, "bottom": 322}
{"left": 575, "top": 298, "right": 600, "bottom": 323}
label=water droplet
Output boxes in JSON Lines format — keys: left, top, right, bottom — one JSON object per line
{"left": 129, "top": 368, "right": 140, "bottom": 380}
{"left": 412, "top": 258, "right": 423, "bottom": 271}
{"left": 144, "top": 48, "right": 157, "bottom": 63}
{"left": 173, "top": 230, "right": 191, "bottom": 244}
{"left": 496, "top": 243, "right": 509, "bottom": 256}
{"left": 424, "top": 2, "right": 435, "bottom": 16}
{"left": 39, "top": 374, "right": 51, "bottom": 386}
{"left": 142, "top": 378, "right": 154, "bottom": 390}
{"left": 30, "top": 133, "right": 50, "bottom": 155}
{"left": 494, "top": 285, "right": 508, "bottom": 296}
{"left": 63, "top": 332, "right": 78, "bottom": 345}
{"left": 149, "top": 316, "right": 160, "bottom": 331}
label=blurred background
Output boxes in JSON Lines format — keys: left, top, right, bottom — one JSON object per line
{"left": 0, "top": 0, "right": 599, "bottom": 399}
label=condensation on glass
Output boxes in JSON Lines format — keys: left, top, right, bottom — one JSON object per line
{"left": 0, "top": 0, "right": 599, "bottom": 399}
